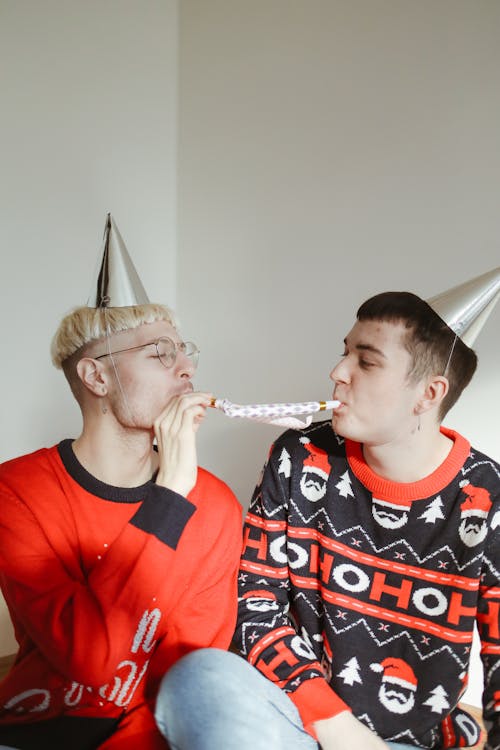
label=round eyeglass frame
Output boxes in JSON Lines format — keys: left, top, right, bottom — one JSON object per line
{"left": 94, "top": 336, "right": 199, "bottom": 369}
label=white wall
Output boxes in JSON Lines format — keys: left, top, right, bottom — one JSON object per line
{"left": 0, "top": 0, "right": 178, "bottom": 654}
{"left": 177, "top": 0, "right": 500, "bottom": 706}
{"left": 0, "top": 0, "right": 498, "bottom": 710}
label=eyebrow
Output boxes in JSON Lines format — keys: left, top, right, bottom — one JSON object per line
{"left": 343, "top": 338, "right": 387, "bottom": 359}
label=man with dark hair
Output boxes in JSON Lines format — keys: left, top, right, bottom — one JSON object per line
{"left": 356, "top": 291, "right": 477, "bottom": 419}
{"left": 155, "top": 270, "right": 499, "bottom": 750}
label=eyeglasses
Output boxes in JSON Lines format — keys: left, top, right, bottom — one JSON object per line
{"left": 95, "top": 337, "right": 200, "bottom": 370}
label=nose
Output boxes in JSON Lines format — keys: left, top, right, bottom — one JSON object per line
{"left": 175, "top": 351, "right": 195, "bottom": 380}
{"left": 329, "top": 357, "right": 350, "bottom": 384}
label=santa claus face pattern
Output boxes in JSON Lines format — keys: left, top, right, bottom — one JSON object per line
{"left": 372, "top": 498, "right": 410, "bottom": 529}
{"left": 299, "top": 437, "right": 331, "bottom": 502}
{"left": 241, "top": 590, "right": 279, "bottom": 613}
{"left": 379, "top": 680, "right": 416, "bottom": 714}
{"left": 371, "top": 658, "right": 418, "bottom": 715}
{"left": 458, "top": 481, "right": 492, "bottom": 547}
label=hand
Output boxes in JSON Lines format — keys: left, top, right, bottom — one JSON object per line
{"left": 154, "top": 391, "right": 212, "bottom": 497}
{"left": 314, "top": 711, "right": 390, "bottom": 750}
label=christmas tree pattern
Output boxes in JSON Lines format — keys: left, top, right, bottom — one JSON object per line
{"left": 338, "top": 656, "right": 362, "bottom": 686}
{"left": 418, "top": 496, "right": 445, "bottom": 524}
{"left": 336, "top": 470, "right": 354, "bottom": 499}
{"left": 423, "top": 685, "right": 450, "bottom": 713}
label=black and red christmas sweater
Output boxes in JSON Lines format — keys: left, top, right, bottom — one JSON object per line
{"left": 0, "top": 440, "right": 243, "bottom": 750}
{"left": 235, "top": 421, "right": 500, "bottom": 749}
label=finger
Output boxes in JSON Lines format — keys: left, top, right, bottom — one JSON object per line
{"left": 162, "top": 393, "right": 211, "bottom": 437}
{"left": 176, "top": 403, "right": 208, "bottom": 434}
{"left": 154, "top": 406, "right": 176, "bottom": 446}
{"left": 154, "top": 392, "right": 202, "bottom": 436}
{"left": 154, "top": 392, "right": 213, "bottom": 449}
{"left": 154, "top": 394, "right": 184, "bottom": 438}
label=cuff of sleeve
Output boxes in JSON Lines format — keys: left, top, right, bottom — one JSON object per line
{"left": 289, "top": 677, "right": 350, "bottom": 738}
{"left": 130, "top": 483, "right": 196, "bottom": 549}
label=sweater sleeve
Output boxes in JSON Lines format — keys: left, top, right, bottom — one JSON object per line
{"left": 0, "top": 478, "right": 198, "bottom": 687}
{"left": 233, "top": 438, "right": 349, "bottom": 735}
{"left": 478, "top": 504, "right": 500, "bottom": 750}
{"left": 155, "top": 475, "right": 243, "bottom": 667}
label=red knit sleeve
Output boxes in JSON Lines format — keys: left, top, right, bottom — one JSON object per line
{"left": 289, "top": 676, "right": 350, "bottom": 736}
{"left": 155, "top": 469, "right": 243, "bottom": 666}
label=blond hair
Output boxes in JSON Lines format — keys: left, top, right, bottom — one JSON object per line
{"left": 51, "top": 304, "right": 177, "bottom": 369}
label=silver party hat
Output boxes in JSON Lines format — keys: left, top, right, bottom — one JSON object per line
{"left": 87, "top": 213, "right": 150, "bottom": 308}
{"left": 426, "top": 266, "right": 500, "bottom": 347}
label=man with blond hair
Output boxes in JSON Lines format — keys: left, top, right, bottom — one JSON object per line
{"left": 0, "top": 216, "right": 242, "bottom": 749}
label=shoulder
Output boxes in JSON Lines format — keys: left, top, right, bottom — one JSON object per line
{"left": 462, "top": 443, "right": 500, "bottom": 503}
{"left": 186, "top": 469, "right": 242, "bottom": 550}
{"left": 270, "top": 420, "right": 346, "bottom": 460}
{"left": 0, "top": 446, "right": 63, "bottom": 529}
{"left": 466, "top": 443, "right": 500, "bottom": 474}
{"left": 0, "top": 445, "right": 60, "bottom": 494}
{"left": 191, "top": 467, "right": 242, "bottom": 519}
{"left": 460, "top": 446, "right": 500, "bottom": 558}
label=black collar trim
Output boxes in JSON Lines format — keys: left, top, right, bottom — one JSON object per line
{"left": 57, "top": 439, "right": 155, "bottom": 504}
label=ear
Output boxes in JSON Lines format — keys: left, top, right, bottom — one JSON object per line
{"left": 76, "top": 357, "right": 108, "bottom": 397}
{"left": 415, "top": 375, "right": 449, "bottom": 416}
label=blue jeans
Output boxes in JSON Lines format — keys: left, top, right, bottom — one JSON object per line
{"left": 154, "top": 648, "right": 439, "bottom": 750}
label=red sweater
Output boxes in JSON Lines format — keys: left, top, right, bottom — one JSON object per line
{"left": 0, "top": 440, "right": 243, "bottom": 749}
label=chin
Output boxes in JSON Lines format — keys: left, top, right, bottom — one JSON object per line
{"left": 332, "top": 415, "right": 354, "bottom": 440}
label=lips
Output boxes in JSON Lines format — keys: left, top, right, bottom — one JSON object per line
{"left": 332, "top": 391, "right": 345, "bottom": 406}
{"left": 175, "top": 384, "right": 194, "bottom": 396}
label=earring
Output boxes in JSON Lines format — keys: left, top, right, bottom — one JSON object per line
{"left": 100, "top": 387, "right": 107, "bottom": 414}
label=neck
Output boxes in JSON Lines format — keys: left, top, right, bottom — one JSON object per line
{"left": 72, "top": 420, "right": 158, "bottom": 487}
{"left": 362, "top": 424, "right": 453, "bottom": 484}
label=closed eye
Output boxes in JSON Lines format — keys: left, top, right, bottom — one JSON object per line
{"left": 359, "top": 358, "right": 375, "bottom": 369}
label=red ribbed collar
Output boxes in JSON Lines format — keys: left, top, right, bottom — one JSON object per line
{"left": 345, "top": 427, "right": 471, "bottom": 503}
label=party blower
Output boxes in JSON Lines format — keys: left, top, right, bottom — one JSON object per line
{"left": 209, "top": 398, "right": 341, "bottom": 429}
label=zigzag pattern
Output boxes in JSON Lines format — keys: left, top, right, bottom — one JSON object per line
{"left": 293, "top": 591, "right": 469, "bottom": 669}
{"left": 283, "top": 497, "right": 483, "bottom": 571}
{"left": 253, "top": 497, "right": 287, "bottom": 518}
{"left": 483, "top": 554, "right": 500, "bottom": 580}
{"left": 461, "top": 454, "right": 500, "bottom": 479}
{"left": 238, "top": 589, "right": 470, "bottom": 669}
{"left": 239, "top": 615, "right": 284, "bottom": 657}
{"left": 484, "top": 658, "right": 500, "bottom": 688}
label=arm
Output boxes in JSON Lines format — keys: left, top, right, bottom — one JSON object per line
{"left": 156, "top": 481, "right": 243, "bottom": 665}
{"left": 234, "top": 437, "right": 350, "bottom": 734}
{"left": 152, "top": 391, "right": 243, "bottom": 656}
